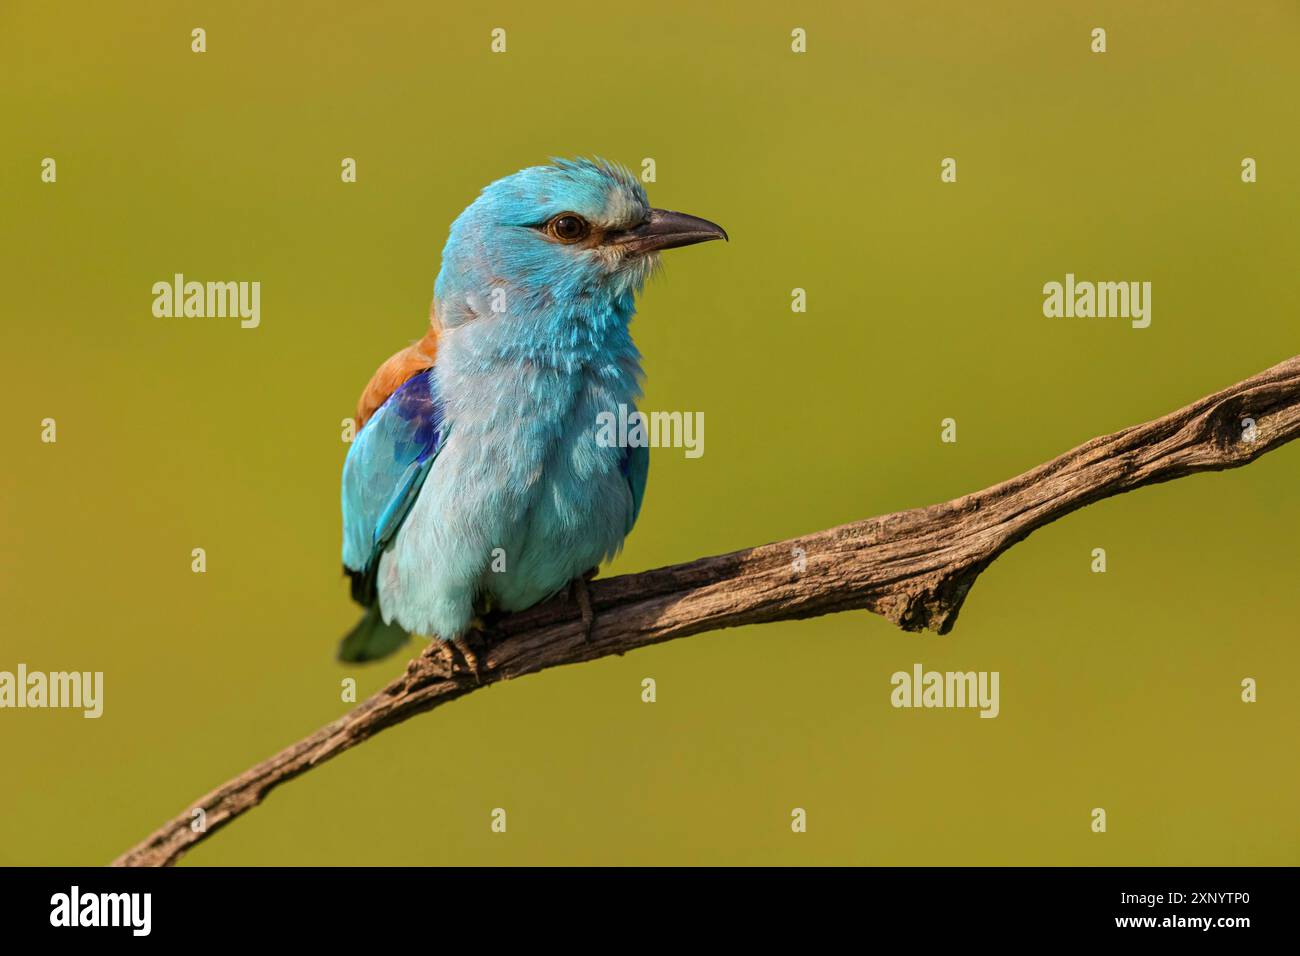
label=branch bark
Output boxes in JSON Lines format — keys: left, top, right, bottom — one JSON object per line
{"left": 113, "top": 355, "right": 1300, "bottom": 867}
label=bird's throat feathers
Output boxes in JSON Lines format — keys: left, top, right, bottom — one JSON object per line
{"left": 442, "top": 283, "right": 645, "bottom": 374}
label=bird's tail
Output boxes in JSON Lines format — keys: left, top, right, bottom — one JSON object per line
{"left": 337, "top": 605, "right": 410, "bottom": 663}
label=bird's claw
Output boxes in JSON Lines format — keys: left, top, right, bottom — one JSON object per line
{"left": 429, "top": 632, "right": 483, "bottom": 683}
{"left": 451, "top": 635, "right": 482, "bottom": 683}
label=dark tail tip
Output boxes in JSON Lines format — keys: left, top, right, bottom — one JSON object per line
{"left": 337, "top": 606, "right": 411, "bottom": 663}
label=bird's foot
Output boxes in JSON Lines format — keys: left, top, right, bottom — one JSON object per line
{"left": 568, "top": 569, "right": 598, "bottom": 642}
{"left": 429, "top": 641, "right": 455, "bottom": 678}
{"left": 451, "top": 635, "right": 482, "bottom": 683}
{"left": 430, "top": 627, "right": 483, "bottom": 683}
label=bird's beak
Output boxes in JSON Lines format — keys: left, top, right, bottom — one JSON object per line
{"left": 610, "top": 208, "right": 728, "bottom": 255}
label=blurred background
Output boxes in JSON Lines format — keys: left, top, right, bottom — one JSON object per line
{"left": 1, "top": 0, "right": 1296, "bottom": 865}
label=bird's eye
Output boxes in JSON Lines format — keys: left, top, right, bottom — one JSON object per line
{"left": 546, "top": 214, "right": 590, "bottom": 243}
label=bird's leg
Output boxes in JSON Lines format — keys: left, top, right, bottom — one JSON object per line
{"left": 455, "top": 616, "right": 488, "bottom": 683}
{"left": 569, "top": 568, "right": 598, "bottom": 642}
{"left": 451, "top": 634, "right": 481, "bottom": 684}
{"left": 427, "top": 619, "right": 484, "bottom": 683}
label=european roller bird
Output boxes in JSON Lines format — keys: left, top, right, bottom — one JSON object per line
{"left": 339, "top": 158, "right": 726, "bottom": 668}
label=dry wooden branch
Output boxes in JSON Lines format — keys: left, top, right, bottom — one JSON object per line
{"left": 113, "top": 355, "right": 1300, "bottom": 867}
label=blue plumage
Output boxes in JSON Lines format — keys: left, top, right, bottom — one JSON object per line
{"left": 339, "top": 159, "right": 725, "bottom": 661}
{"left": 341, "top": 369, "right": 446, "bottom": 605}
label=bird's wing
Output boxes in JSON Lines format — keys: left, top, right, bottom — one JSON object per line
{"left": 341, "top": 365, "right": 446, "bottom": 605}
{"left": 355, "top": 326, "right": 439, "bottom": 428}
{"left": 622, "top": 442, "right": 649, "bottom": 533}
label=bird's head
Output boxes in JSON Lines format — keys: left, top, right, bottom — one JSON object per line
{"left": 433, "top": 158, "right": 726, "bottom": 330}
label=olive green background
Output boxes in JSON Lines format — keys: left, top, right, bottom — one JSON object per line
{"left": 1, "top": 1, "right": 1296, "bottom": 865}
